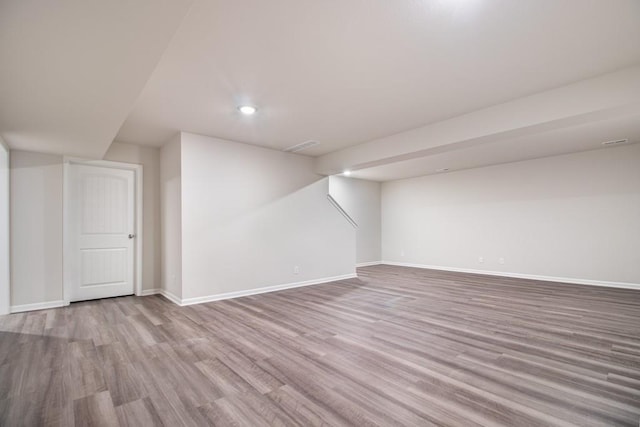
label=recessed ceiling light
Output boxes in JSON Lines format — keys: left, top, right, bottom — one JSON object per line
{"left": 238, "top": 105, "right": 257, "bottom": 115}
{"left": 436, "top": 168, "right": 450, "bottom": 172}
{"left": 343, "top": 170, "right": 352, "bottom": 176}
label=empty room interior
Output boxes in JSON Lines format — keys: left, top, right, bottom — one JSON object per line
{"left": 1, "top": 1, "right": 640, "bottom": 426}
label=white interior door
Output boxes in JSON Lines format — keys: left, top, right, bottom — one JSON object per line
{"left": 68, "top": 164, "right": 136, "bottom": 302}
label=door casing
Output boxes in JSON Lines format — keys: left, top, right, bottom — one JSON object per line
{"left": 63, "top": 158, "right": 143, "bottom": 305}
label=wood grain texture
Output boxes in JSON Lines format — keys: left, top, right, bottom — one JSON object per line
{"left": 1, "top": 265, "right": 639, "bottom": 426}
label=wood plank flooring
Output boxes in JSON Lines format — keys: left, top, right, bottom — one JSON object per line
{"left": 1, "top": 265, "right": 640, "bottom": 426}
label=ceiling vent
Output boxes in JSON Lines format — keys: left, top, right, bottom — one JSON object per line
{"left": 283, "top": 140, "right": 320, "bottom": 153}
{"left": 601, "top": 138, "right": 629, "bottom": 146}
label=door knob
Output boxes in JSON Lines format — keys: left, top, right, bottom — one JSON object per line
{"left": 128, "top": 234, "right": 135, "bottom": 239}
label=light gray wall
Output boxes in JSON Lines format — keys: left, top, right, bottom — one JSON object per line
{"left": 10, "top": 151, "right": 64, "bottom": 306}
{"left": 104, "top": 141, "right": 161, "bottom": 291}
{"left": 179, "top": 133, "right": 356, "bottom": 300}
{"left": 329, "top": 176, "right": 381, "bottom": 264}
{"left": 8, "top": 143, "right": 162, "bottom": 308}
{"left": 0, "top": 139, "right": 10, "bottom": 314}
{"left": 382, "top": 144, "right": 640, "bottom": 285}
{"left": 160, "top": 135, "right": 182, "bottom": 298}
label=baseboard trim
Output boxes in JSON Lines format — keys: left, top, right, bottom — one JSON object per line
{"left": 356, "top": 261, "right": 383, "bottom": 268}
{"left": 382, "top": 261, "right": 640, "bottom": 290}
{"left": 165, "top": 273, "right": 358, "bottom": 307}
{"left": 139, "top": 288, "right": 183, "bottom": 305}
{"left": 139, "top": 289, "right": 161, "bottom": 296}
{"left": 157, "top": 289, "right": 182, "bottom": 305}
{"left": 10, "top": 300, "right": 66, "bottom": 313}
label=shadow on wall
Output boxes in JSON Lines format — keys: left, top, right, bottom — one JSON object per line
{"left": 9, "top": 151, "right": 62, "bottom": 169}
{"left": 9, "top": 151, "right": 64, "bottom": 306}
{"left": 181, "top": 178, "right": 357, "bottom": 298}
{"left": 384, "top": 144, "right": 640, "bottom": 208}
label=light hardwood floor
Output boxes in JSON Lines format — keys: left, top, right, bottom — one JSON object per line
{"left": 1, "top": 265, "right": 640, "bottom": 426}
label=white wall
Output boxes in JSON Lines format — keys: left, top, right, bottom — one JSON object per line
{"left": 179, "top": 133, "right": 356, "bottom": 300}
{"left": 10, "top": 151, "right": 64, "bottom": 306}
{"left": 329, "top": 176, "right": 381, "bottom": 264}
{"left": 0, "top": 139, "right": 10, "bottom": 314}
{"left": 104, "top": 142, "right": 161, "bottom": 292}
{"left": 160, "top": 135, "right": 183, "bottom": 298}
{"left": 7, "top": 143, "right": 161, "bottom": 309}
{"left": 382, "top": 144, "right": 640, "bottom": 285}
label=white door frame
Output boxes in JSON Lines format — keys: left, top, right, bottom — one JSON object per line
{"left": 0, "top": 139, "right": 10, "bottom": 315}
{"left": 63, "top": 157, "right": 143, "bottom": 305}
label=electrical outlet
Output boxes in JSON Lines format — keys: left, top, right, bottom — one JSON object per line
{"left": 478, "top": 256, "right": 484, "bottom": 263}
{"left": 400, "top": 250, "right": 405, "bottom": 257}
{"left": 293, "top": 265, "right": 300, "bottom": 274}
{"left": 499, "top": 257, "right": 505, "bottom": 265}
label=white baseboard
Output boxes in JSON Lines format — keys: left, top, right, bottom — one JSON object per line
{"left": 8, "top": 275, "right": 359, "bottom": 313}
{"left": 382, "top": 261, "right": 640, "bottom": 290}
{"left": 159, "top": 273, "right": 358, "bottom": 307}
{"left": 139, "top": 288, "right": 161, "bottom": 296}
{"left": 356, "top": 261, "right": 383, "bottom": 268}
{"left": 10, "top": 300, "right": 65, "bottom": 313}
{"left": 138, "top": 288, "right": 182, "bottom": 305}
{"left": 157, "top": 289, "right": 182, "bottom": 305}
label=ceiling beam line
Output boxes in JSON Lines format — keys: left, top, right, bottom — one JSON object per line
{"left": 315, "top": 65, "right": 640, "bottom": 175}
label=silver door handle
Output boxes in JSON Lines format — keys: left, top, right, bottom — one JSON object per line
{"left": 128, "top": 234, "right": 135, "bottom": 239}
